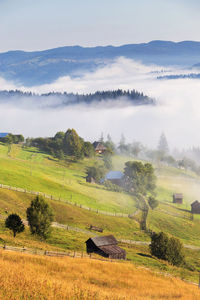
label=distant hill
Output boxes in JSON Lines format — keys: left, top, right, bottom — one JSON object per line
{"left": 1, "top": 40, "right": 200, "bottom": 86}
{"left": 157, "top": 73, "right": 200, "bottom": 80}
{"left": 0, "top": 89, "right": 154, "bottom": 107}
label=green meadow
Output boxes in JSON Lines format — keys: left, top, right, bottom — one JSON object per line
{"left": 1, "top": 143, "right": 200, "bottom": 282}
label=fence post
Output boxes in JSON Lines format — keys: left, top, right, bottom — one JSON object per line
{"left": 199, "top": 272, "right": 200, "bottom": 289}
{"left": 3, "top": 244, "right": 6, "bottom": 250}
{"left": 73, "top": 251, "right": 76, "bottom": 258}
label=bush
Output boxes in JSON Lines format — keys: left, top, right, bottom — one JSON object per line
{"left": 86, "top": 165, "right": 106, "bottom": 183}
{"left": 150, "top": 232, "right": 185, "bottom": 266}
{"left": 149, "top": 232, "right": 169, "bottom": 260}
{"left": 5, "top": 214, "right": 25, "bottom": 237}
{"left": 104, "top": 180, "right": 122, "bottom": 192}
{"left": 166, "top": 237, "right": 185, "bottom": 266}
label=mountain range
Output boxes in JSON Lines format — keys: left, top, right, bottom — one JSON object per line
{"left": 1, "top": 40, "right": 200, "bottom": 86}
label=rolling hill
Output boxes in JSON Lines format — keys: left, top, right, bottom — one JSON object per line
{"left": 1, "top": 144, "right": 200, "bottom": 285}
{"left": 1, "top": 41, "right": 200, "bottom": 86}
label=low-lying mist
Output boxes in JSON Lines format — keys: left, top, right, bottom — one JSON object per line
{"left": 0, "top": 57, "right": 200, "bottom": 149}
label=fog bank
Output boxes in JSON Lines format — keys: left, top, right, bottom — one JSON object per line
{"left": 0, "top": 58, "right": 200, "bottom": 148}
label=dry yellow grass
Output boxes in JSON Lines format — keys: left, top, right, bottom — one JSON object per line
{"left": 0, "top": 250, "right": 199, "bottom": 300}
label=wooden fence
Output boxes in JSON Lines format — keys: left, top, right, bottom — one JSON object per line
{"left": 0, "top": 244, "right": 119, "bottom": 263}
{"left": 0, "top": 183, "right": 131, "bottom": 218}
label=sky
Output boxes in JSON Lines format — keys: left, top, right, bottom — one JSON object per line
{"left": 0, "top": 0, "right": 200, "bottom": 52}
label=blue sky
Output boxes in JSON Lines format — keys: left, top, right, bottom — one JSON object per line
{"left": 0, "top": 0, "right": 200, "bottom": 51}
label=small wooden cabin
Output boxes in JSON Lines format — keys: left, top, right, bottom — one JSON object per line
{"left": 191, "top": 201, "right": 200, "bottom": 214}
{"left": 93, "top": 141, "right": 107, "bottom": 154}
{"left": 85, "top": 235, "right": 126, "bottom": 260}
{"left": 173, "top": 193, "right": 183, "bottom": 204}
{"left": 105, "top": 171, "right": 124, "bottom": 186}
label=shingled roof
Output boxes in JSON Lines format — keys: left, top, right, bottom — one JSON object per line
{"left": 90, "top": 235, "right": 117, "bottom": 247}
{"left": 173, "top": 193, "right": 183, "bottom": 199}
{"left": 86, "top": 235, "right": 126, "bottom": 259}
{"left": 105, "top": 171, "right": 124, "bottom": 180}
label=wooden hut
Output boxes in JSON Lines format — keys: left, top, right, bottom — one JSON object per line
{"left": 93, "top": 141, "right": 107, "bottom": 154}
{"left": 173, "top": 193, "right": 183, "bottom": 204}
{"left": 105, "top": 171, "right": 124, "bottom": 186}
{"left": 191, "top": 201, "right": 200, "bottom": 214}
{"left": 85, "top": 235, "right": 126, "bottom": 260}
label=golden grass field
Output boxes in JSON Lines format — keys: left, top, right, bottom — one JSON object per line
{"left": 0, "top": 250, "right": 200, "bottom": 300}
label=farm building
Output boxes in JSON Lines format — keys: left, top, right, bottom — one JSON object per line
{"left": 105, "top": 171, "right": 124, "bottom": 186}
{"left": 93, "top": 141, "right": 107, "bottom": 154}
{"left": 86, "top": 175, "right": 96, "bottom": 184}
{"left": 85, "top": 235, "right": 126, "bottom": 260}
{"left": 173, "top": 193, "right": 183, "bottom": 204}
{"left": 191, "top": 201, "right": 200, "bottom": 214}
{"left": 0, "top": 133, "right": 9, "bottom": 138}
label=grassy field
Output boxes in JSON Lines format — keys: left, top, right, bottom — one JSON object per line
{"left": 1, "top": 146, "right": 200, "bottom": 248}
{"left": 2, "top": 144, "right": 200, "bottom": 287}
{"left": 0, "top": 250, "right": 200, "bottom": 300}
{"left": 0, "top": 144, "right": 136, "bottom": 214}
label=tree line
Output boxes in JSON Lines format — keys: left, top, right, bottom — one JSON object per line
{"left": 0, "top": 89, "right": 154, "bottom": 106}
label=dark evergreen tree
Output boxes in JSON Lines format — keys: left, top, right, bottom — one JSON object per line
{"left": 5, "top": 214, "right": 25, "bottom": 237}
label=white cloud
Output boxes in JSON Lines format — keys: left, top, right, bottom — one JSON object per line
{"left": 0, "top": 58, "right": 200, "bottom": 149}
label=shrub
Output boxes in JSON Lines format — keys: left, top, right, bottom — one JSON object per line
{"left": 5, "top": 214, "right": 25, "bottom": 237}
{"left": 104, "top": 180, "right": 122, "bottom": 192}
{"left": 149, "top": 232, "right": 169, "bottom": 260}
{"left": 86, "top": 165, "right": 106, "bottom": 183}
{"left": 150, "top": 232, "right": 185, "bottom": 266}
{"left": 166, "top": 237, "right": 185, "bottom": 266}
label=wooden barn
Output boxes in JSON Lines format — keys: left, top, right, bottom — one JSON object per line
{"left": 105, "top": 171, "right": 124, "bottom": 186}
{"left": 191, "top": 201, "right": 200, "bottom": 214}
{"left": 93, "top": 141, "right": 107, "bottom": 154}
{"left": 85, "top": 235, "right": 126, "bottom": 260}
{"left": 173, "top": 193, "right": 183, "bottom": 204}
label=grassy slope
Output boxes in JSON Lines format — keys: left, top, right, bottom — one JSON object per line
{"left": 0, "top": 144, "right": 136, "bottom": 213}
{"left": 0, "top": 250, "right": 200, "bottom": 300}
{"left": 2, "top": 146, "right": 200, "bottom": 283}
{"left": 0, "top": 188, "right": 143, "bottom": 241}
{"left": 1, "top": 147, "right": 200, "bottom": 247}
